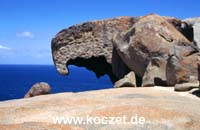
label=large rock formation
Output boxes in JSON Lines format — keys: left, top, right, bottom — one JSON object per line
{"left": 1, "top": 87, "right": 200, "bottom": 130}
{"left": 51, "top": 15, "right": 184, "bottom": 79}
{"left": 113, "top": 14, "right": 200, "bottom": 88}
{"left": 51, "top": 14, "right": 200, "bottom": 91}
{"left": 51, "top": 16, "right": 140, "bottom": 82}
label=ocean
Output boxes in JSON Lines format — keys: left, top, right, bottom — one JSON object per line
{"left": 0, "top": 65, "right": 113, "bottom": 101}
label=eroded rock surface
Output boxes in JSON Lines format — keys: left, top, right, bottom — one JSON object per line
{"left": 114, "top": 14, "right": 198, "bottom": 86}
{"left": 51, "top": 14, "right": 200, "bottom": 90}
{"left": 114, "top": 71, "right": 136, "bottom": 88}
{"left": 142, "top": 57, "right": 167, "bottom": 87}
{"left": 24, "top": 82, "right": 51, "bottom": 98}
{"left": 1, "top": 87, "right": 200, "bottom": 130}
{"left": 51, "top": 15, "right": 186, "bottom": 79}
{"left": 166, "top": 49, "right": 200, "bottom": 87}
{"left": 51, "top": 16, "right": 140, "bottom": 81}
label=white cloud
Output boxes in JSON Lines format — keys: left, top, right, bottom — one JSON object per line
{"left": 16, "top": 31, "right": 34, "bottom": 39}
{"left": 0, "top": 45, "right": 11, "bottom": 50}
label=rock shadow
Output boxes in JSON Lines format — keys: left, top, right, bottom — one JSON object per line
{"left": 191, "top": 90, "right": 200, "bottom": 97}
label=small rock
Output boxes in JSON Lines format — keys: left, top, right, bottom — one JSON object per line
{"left": 142, "top": 57, "right": 167, "bottom": 87}
{"left": 24, "top": 82, "right": 51, "bottom": 98}
{"left": 114, "top": 71, "right": 136, "bottom": 88}
{"left": 174, "top": 82, "right": 199, "bottom": 92}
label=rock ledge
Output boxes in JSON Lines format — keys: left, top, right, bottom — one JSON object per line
{"left": 0, "top": 87, "right": 200, "bottom": 130}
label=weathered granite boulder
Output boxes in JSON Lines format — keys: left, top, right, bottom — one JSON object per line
{"left": 24, "top": 82, "right": 51, "bottom": 98}
{"left": 142, "top": 57, "right": 167, "bottom": 87}
{"left": 112, "top": 14, "right": 193, "bottom": 86}
{"left": 51, "top": 15, "right": 188, "bottom": 81}
{"left": 166, "top": 46, "right": 200, "bottom": 85}
{"left": 51, "top": 16, "right": 140, "bottom": 82}
{"left": 114, "top": 71, "right": 136, "bottom": 88}
{"left": 51, "top": 14, "right": 200, "bottom": 91}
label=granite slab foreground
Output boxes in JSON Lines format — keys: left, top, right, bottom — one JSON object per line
{"left": 0, "top": 87, "right": 200, "bottom": 130}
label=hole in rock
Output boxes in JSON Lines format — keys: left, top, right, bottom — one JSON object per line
{"left": 180, "top": 25, "right": 194, "bottom": 42}
{"left": 55, "top": 65, "right": 114, "bottom": 92}
{"left": 136, "top": 74, "right": 142, "bottom": 87}
{"left": 66, "top": 56, "right": 118, "bottom": 90}
{"left": 154, "top": 77, "right": 167, "bottom": 86}
{"left": 0, "top": 65, "right": 115, "bottom": 101}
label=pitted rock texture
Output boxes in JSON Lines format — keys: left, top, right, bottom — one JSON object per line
{"left": 51, "top": 15, "right": 186, "bottom": 79}
{"left": 52, "top": 14, "right": 200, "bottom": 89}
{"left": 51, "top": 16, "right": 140, "bottom": 79}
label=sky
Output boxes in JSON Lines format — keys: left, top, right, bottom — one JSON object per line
{"left": 0, "top": 0, "right": 200, "bottom": 65}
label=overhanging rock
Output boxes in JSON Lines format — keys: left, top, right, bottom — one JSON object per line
{"left": 51, "top": 14, "right": 200, "bottom": 88}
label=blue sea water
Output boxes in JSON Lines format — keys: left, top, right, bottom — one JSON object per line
{"left": 0, "top": 65, "right": 113, "bottom": 101}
